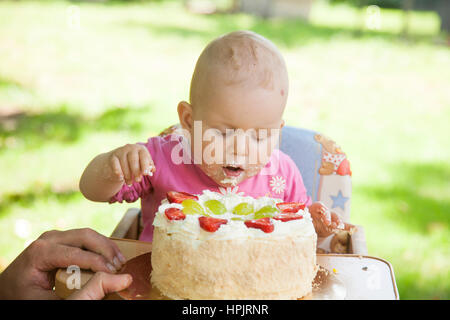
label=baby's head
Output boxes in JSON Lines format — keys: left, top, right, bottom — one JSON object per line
{"left": 178, "top": 30, "right": 289, "bottom": 187}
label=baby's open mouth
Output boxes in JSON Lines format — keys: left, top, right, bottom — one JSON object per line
{"left": 222, "top": 165, "right": 244, "bottom": 177}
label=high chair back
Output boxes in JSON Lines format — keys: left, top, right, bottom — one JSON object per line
{"left": 280, "top": 126, "right": 352, "bottom": 223}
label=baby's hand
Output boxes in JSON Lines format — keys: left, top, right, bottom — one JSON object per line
{"left": 107, "top": 144, "right": 155, "bottom": 185}
{"left": 308, "top": 202, "right": 351, "bottom": 237}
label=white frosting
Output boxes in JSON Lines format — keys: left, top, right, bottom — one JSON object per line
{"left": 153, "top": 190, "right": 315, "bottom": 245}
{"left": 219, "top": 168, "right": 242, "bottom": 186}
{"left": 219, "top": 177, "right": 239, "bottom": 186}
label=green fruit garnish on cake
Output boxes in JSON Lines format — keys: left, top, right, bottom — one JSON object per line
{"left": 204, "top": 199, "right": 226, "bottom": 215}
{"left": 254, "top": 205, "right": 278, "bottom": 219}
{"left": 230, "top": 217, "right": 244, "bottom": 221}
{"left": 232, "top": 202, "right": 254, "bottom": 215}
{"left": 181, "top": 199, "right": 205, "bottom": 215}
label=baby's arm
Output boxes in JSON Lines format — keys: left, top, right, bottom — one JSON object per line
{"left": 79, "top": 144, "right": 155, "bottom": 202}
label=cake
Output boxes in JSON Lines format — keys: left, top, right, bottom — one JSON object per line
{"left": 150, "top": 190, "right": 318, "bottom": 300}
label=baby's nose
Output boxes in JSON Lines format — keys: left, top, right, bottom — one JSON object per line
{"left": 225, "top": 132, "right": 250, "bottom": 157}
{"left": 236, "top": 136, "right": 249, "bottom": 157}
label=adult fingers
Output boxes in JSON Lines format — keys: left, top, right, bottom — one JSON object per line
{"left": 44, "top": 229, "right": 126, "bottom": 270}
{"left": 67, "top": 272, "right": 132, "bottom": 300}
{"left": 42, "top": 243, "right": 118, "bottom": 273}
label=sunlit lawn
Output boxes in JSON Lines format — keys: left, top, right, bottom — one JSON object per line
{"left": 0, "top": 0, "right": 449, "bottom": 299}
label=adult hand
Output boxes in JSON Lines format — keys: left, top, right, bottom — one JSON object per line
{"left": 0, "top": 228, "right": 129, "bottom": 299}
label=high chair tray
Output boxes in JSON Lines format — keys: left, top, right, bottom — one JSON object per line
{"left": 54, "top": 238, "right": 399, "bottom": 300}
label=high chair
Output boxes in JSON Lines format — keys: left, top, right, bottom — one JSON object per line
{"left": 111, "top": 125, "right": 368, "bottom": 255}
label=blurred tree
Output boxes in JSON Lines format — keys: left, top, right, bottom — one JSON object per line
{"left": 415, "top": 0, "right": 450, "bottom": 32}
{"left": 330, "top": 0, "right": 450, "bottom": 32}
{"left": 330, "top": 0, "right": 401, "bottom": 8}
{"left": 183, "top": 0, "right": 240, "bottom": 14}
{"left": 232, "top": 0, "right": 314, "bottom": 19}
{"left": 184, "top": 0, "right": 314, "bottom": 19}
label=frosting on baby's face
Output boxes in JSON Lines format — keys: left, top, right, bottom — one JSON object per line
{"left": 192, "top": 85, "right": 285, "bottom": 187}
{"left": 178, "top": 31, "right": 289, "bottom": 188}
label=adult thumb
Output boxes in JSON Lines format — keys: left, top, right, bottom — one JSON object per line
{"left": 67, "top": 272, "right": 132, "bottom": 300}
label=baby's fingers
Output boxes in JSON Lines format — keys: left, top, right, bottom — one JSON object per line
{"left": 139, "top": 148, "right": 155, "bottom": 176}
{"left": 330, "top": 212, "right": 344, "bottom": 229}
{"left": 109, "top": 155, "right": 124, "bottom": 182}
{"left": 343, "top": 222, "right": 356, "bottom": 233}
{"left": 119, "top": 154, "right": 132, "bottom": 185}
{"left": 127, "top": 150, "right": 142, "bottom": 183}
{"left": 319, "top": 205, "right": 332, "bottom": 226}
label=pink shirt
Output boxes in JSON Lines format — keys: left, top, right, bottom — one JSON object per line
{"left": 110, "top": 134, "right": 311, "bottom": 242}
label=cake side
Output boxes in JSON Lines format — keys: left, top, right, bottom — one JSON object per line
{"left": 151, "top": 228, "right": 317, "bottom": 300}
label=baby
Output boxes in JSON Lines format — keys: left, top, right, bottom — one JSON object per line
{"left": 79, "top": 30, "right": 351, "bottom": 242}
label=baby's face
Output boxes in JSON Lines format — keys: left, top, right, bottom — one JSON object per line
{"left": 188, "top": 83, "right": 286, "bottom": 187}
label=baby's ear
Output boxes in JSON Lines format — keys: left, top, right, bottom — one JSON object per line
{"left": 177, "top": 101, "right": 193, "bottom": 131}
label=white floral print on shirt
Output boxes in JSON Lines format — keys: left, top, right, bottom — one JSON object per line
{"left": 218, "top": 186, "right": 245, "bottom": 196}
{"left": 270, "top": 175, "right": 286, "bottom": 194}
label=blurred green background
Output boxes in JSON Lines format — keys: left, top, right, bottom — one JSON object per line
{"left": 0, "top": 0, "right": 448, "bottom": 299}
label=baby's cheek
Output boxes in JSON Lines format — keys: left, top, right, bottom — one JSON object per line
{"left": 245, "top": 164, "right": 265, "bottom": 178}
{"left": 201, "top": 163, "right": 224, "bottom": 181}
{"left": 246, "top": 165, "right": 257, "bottom": 176}
{"left": 202, "top": 138, "right": 227, "bottom": 163}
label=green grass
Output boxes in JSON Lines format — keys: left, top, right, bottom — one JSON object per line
{"left": 0, "top": 0, "right": 449, "bottom": 299}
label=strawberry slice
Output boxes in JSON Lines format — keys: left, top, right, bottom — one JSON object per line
{"left": 164, "top": 207, "right": 186, "bottom": 220}
{"left": 273, "top": 213, "right": 303, "bottom": 222}
{"left": 167, "top": 191, "right": 198, "bottom": 204}
{"left": 276, "top": 202, "right": 305, "bottom": 213}
{"left": 198, "top": 216, "right": 228, "bottom": 232}
{"left": 244, "top": 217, "right": 274, "bottom": 233}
